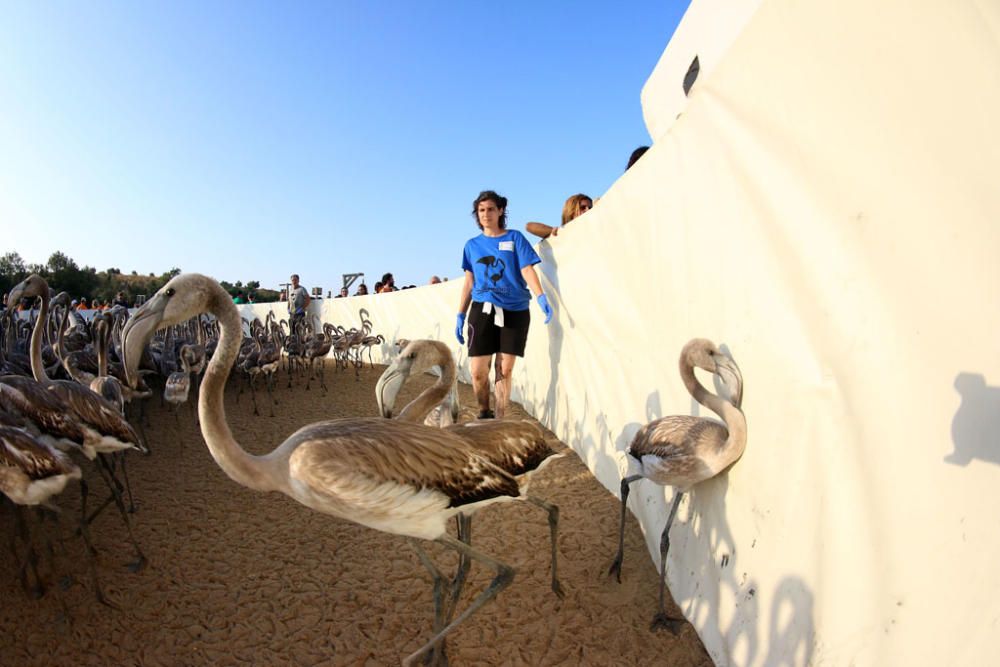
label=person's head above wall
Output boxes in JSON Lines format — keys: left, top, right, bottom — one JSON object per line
{"left": 626, "top": 146, "right": 650, "bottom": 171}
{"left": 561, "top": 193, "right": 593, "bottom": 226}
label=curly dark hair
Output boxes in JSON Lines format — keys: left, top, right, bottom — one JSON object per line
{"left": 472, "top": 190, "right": 508, "bottom": 230}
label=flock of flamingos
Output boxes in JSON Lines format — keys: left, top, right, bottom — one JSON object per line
{"left": 0, "top": 272, "right": 746, "bottom": 665}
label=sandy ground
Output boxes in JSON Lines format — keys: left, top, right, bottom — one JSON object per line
{"left": 0, "top": 360, "right": 712, "bottom": 666}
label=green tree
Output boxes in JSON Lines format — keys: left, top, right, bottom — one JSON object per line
{"left": 0, "top": 251, "right": 28, "bottom": 295}
{"left": 46, "top": 251, "right": 100, "bottom": 300}
{"left": 47, "top": 251, "right": 77, "bottom": 275}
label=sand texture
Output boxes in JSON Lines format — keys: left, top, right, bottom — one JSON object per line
{"left": 0, "top": 362, "right": 712, "bottom": 666}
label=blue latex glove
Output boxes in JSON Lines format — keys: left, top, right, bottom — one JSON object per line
{"left": 537, "top": 294, "right": 553, "bottom": 324}
{"left": 295, "top": 307, "right": 305, "bottom": 316}
{"left": 455, "top": 313, "right": 466, "bottom": 344}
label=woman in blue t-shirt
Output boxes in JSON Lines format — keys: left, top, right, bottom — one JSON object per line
{"left": 456, "top": 190, "right": 553, "bottom": 419}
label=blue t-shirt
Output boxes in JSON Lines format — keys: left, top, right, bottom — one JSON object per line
{"left": 461, "top": 230, "right": 541, "bottom": 311}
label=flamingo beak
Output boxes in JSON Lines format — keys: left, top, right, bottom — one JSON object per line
{"left": 375, "top": 359, "right": 410, "bottom": 419}
{"left": 715, "top": 355, "right": 744, "bottom": 409}
{"left": 6, "top": 284, "right": 26, "bottom": 309}
{"left": 122, "top": 293, "right": 169, "bottom": 389}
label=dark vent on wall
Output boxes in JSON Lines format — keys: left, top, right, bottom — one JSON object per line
{"left": 683, "top": 55, "right": 700, "bottom": 96}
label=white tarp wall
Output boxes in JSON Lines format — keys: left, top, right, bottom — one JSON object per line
{"left": 640, "top": 0, "right": 762, "bottom": 140}
{"left": 243, "top": 0, "right": 1000, "bottom": 664}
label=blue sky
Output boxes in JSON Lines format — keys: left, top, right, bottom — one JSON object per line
{"left": 1, "top": 1, "right": 689, "bottom": 294}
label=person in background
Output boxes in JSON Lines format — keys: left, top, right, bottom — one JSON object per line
{"left": 337, "top": 287, "right": 349, "bottom": 298}
{"left": 113, "top": 291, "right": 129, "bottom": 308}
{"left": 233, "top": 291, "right": 247, "bottom": 304}
{"left": 378, "top": 273, "right": 397, "bottom": 293}
{"left": 77, "top": 298, "right": 89, "bottom": 311}
{"left": 373, "top": 281, "right": 383, "bottom": 294}
{"left": 626, "top": 145, "right": 649, "bottom": 171}
{"left": 456, "top": 189, "right": 553, "bottom": 419}
{"left": 429, "top": 276, "right": 442, "bottom": 285}
{"left": 287, "top": 274, "right": 311, "bottom": 330}
{"left": 526, "top": 193, "right": 594, "bottom": 240}
{"left": 355, "top": 283, "right": 369, "bottom": 296}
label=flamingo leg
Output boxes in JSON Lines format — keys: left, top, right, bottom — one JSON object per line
{"left": 77, "top": 479, "right": 117, "bottom": 609}
{"left": 607, "top": 474, "right": 644, "bottom": 582}
{"left": 11, "top": 502, "right": 44, "bottom": 598}
{"left": 650, "top": 490, "right": 685, "bottom": 634}
{"left": 249, "top": 374, "right": 260, "bottom": 416}
{"left": 116, "top": 451, "right": 138, "bottom": 514}
{"left": 96, "top": 455, "right": 147, "bottom": 572}
{"left": 265, "top": 373, "right": 276, "bottom": 417}
{"left": 526, "top": 495, "right": 564, "bottom": 598}
{"left": 403, "top": 535, "right": 514, "bottom": 667}
{"left": 409, "top": 541, "right": 450, "bottom": 667}
{"left": 193, "top": 373, "right": 202, "bottom": 426}
{"left": 448, "top": 514, "right": 473, "bottom": 612}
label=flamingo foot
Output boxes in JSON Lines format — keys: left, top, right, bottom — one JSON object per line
{"left": 607, "top": 557, "right": 623, "bottom": 583}
{"left": 126, "top": 554, "right": 147, "bottom": 573}
{"left": 650, "top": 611, "right": 684, "bottom": 634}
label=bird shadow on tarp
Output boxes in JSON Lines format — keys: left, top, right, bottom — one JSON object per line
{"left": 680, "top": 473, "right": 749, "bottom": 663}
{"left": 945, "top": 372, "right": 1000, "bottom": 466}
{"left": 663, "top": 473, "right": 814, "bottom": 666}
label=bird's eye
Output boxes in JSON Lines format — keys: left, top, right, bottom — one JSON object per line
{"left": 165, "top": 288, "right": 175, "bottom": 297}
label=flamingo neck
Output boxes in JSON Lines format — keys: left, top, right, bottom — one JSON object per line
{"left": 199, "top": 289, "right": 275, "bottom": 492}
{"left": 681, "top": 358, "right": 748, "bottom": 457}
{"left": 397, "top": 348, "right": 457, "bottom": 423}
{"left": 29, "top": 292, "right": 52, "bottom": 386}
{"left": 55, "top": 305, "right": 69, "bottom": 364}
{"left": 97, "top": 322, "right": 109, "bottom": 378}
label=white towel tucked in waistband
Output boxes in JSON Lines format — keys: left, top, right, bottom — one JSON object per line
{"left": 482, "top": 302, "right": 505, "bottom": 327}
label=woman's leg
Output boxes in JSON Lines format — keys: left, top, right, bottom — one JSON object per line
{"left": 494, "top": 353, "right": 517, "bottom": 418}
{"left": 470, "top": 355, "right": 493, "bottom": 415}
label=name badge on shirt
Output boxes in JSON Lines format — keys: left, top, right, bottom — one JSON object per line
{"left": 498, "top": 241, "right": 514, "bottom": 252}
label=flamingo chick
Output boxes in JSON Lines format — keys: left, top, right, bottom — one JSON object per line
{"left": 377, "top": 339, "right": 565, "bottom": 598}
{"left": 121, "top": 274, "right": 535, "bottom": 666}
{"left": 607, "top": 338, "right": 745, "bottom": 633}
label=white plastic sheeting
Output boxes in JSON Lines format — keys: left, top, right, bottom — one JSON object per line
{"left": 641, "top": 0, "right": 762, "bottom": 142}
{"left": 240, "top": 0, "right": 1000, "bottom": 663}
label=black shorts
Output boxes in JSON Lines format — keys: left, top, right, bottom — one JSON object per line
{"left": 467, "top": 301, "right": 530, "bottom": 357}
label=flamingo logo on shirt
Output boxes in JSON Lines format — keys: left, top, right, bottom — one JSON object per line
{"left": 476, "top": 256, "right": 506, "bottom": 285}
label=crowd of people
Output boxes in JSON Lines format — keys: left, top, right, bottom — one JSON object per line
{"left": 1, "top": 290, "right": 134, "bottom": 313}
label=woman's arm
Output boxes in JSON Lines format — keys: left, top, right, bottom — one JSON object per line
{"left": 525, "top": 221, "right": 558, "bottom": 239}
{"left": 457, "top": 271, "right": 474, "bottom": 314}
{"left": 521, "top": 264, "right": 544, "bottom": 297}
